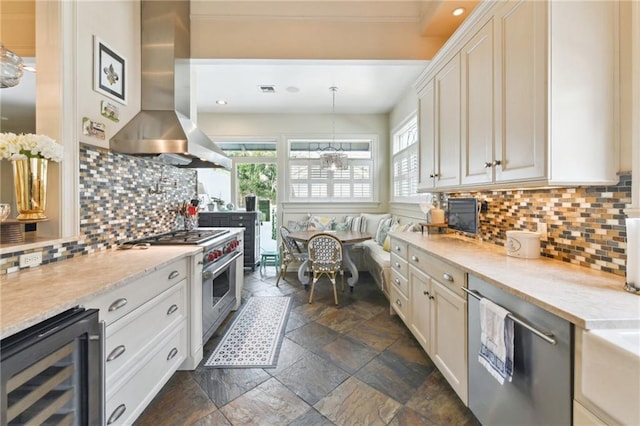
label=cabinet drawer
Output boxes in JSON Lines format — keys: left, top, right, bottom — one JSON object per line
{"left": 105, "top": 323, "right": 186, "bottom": 426}
{"left": 390, "top": 284, "right": 409, "bottom": 324}
{"left": 390, "top": 253, "right": 408, "bottom": 278}
{"left": 390, "top": 269, "right": 409, "bottom": 298}
{"left": 409, "top": 247, "right": 466, "bottom": 297}
{"left": 105, "top": 280, "right": 186, "bottom": 387}
{"left": 90, "top": 258, "right": 188, "bottom": 325}
{"left": 389, "top": 238, "right": 408, "bottom": 259}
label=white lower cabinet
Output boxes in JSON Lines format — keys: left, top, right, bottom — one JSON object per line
{"left": 86, "top": 257, "right": 189, "bottom": 425}
{"left": 390, "top": 237, "right": 468, "bottom": 404}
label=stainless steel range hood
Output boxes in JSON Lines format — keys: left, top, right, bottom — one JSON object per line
{"left": 110, "top": 0, "right": 230, "bottom": 169}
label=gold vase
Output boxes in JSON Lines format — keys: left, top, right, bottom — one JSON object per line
{"left": 12, "top": 158, "right": 48, "bottom": 220}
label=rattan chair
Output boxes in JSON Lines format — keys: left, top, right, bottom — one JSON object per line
{"left": 307, "top": 233, "right": 344, "bottom": 305}
{"left": 276, "top": 226, "right": 309, "bottom": 286}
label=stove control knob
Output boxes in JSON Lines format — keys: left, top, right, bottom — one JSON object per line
{"left": 207, "top": 252, "right": 216, "bottom": 262}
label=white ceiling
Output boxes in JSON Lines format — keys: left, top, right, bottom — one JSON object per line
{"left": 193, "top": 59, "right": 429, "bottom": 115}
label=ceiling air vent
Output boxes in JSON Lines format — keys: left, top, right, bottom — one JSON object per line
{"left": 259, "top": 85, "right": 276, "bottom": 93}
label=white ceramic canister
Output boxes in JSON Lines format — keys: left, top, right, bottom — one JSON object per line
{"left": 506, "top": 230, "right": 541, "bottom": 259}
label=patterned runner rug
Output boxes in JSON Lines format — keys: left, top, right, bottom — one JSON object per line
{"left": 204, "top": 296, "right": 292, "bottom": 368}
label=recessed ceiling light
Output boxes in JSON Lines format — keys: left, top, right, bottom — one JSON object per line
{"left": 216, "top": 100, "right": 227, "bottom": 105}
{"left": 286, "top": 86, "right": 300, "bottom": 93}
{"left": 452, "top": 7, "right": 465, "bottom": 16}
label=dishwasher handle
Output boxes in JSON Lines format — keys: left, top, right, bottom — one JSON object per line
{"left": 462, "top": 287, "right": 557, "bottom": 345}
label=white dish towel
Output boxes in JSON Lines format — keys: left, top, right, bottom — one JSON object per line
{"left": 478, "top": 297, "right": 514, "bottom": 385}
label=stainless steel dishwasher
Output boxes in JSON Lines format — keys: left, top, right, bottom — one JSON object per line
{"left": 465, "top": 275, "right": 572, "bottom": 426}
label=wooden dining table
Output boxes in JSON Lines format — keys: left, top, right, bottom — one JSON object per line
{"left": 288, "top": 230, "right": 373, "bottom": 288}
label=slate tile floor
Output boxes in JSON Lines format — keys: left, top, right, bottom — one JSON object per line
{"left": 135, "top": 268, "right": 480, "bottom": 426}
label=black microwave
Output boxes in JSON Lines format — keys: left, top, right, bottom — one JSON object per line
{"left": 447, "top": 198, "right": 478, "bottom": 235}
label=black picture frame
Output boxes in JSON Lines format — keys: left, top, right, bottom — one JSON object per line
{"left": 93, "top": 36, "right": 127, "bottom": 105}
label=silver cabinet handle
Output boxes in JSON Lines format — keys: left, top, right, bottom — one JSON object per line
{"left": 423, "top": 290, "right": 429, "bottom": 296}
{"left": 167, "top": 347, "right": 178, "bottom": 361}
{"left": 442, "top": 273, "right": 454, "bottom": 282}
{"left": 167, "top": 304, "right": 178, "bottom": 315}
{"left": 395, "top": 246, "right": 401, "bottom": 251}
{"left": 394, "top": 278, "right": 400, "bottom": 285}
{"left": 168, "top": 270, "right": 180, "bottom": 280}
{"left": 395, "top": 299, "right": 402, "bottom": 307}
{"left": 107, "top": 404, "right": 126, "bottom": 425}
{"left": 411, "top": 255, "right": 419, "bottom": 262}
{"left": 108, "top": 298, "right": 127, "bottom": 312}
{"left": 106, "top": 345, "right": 126, "bottom": 362}
{"left": 493, "top": 160, "right": 502, "bottom": 167}
{"left": 484, "top": 162, "right": 493, "bottom": 168}
{"left": 394, "top": 262, "right": 401, "bottom": 268}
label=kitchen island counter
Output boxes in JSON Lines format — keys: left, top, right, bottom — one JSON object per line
{"left": 1, "top": 245, "right": 201, "bottom": 338}
{"left": 390, "top": 232, "right": 640, "bottom": 329}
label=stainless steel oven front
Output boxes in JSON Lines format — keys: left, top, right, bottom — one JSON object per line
{"left": 201, "top": 237, "right": 242, "bottom": 344}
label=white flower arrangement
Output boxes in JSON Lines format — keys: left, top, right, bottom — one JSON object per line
{"left": 0, "top": 132, "right": 63, "bottom": 162}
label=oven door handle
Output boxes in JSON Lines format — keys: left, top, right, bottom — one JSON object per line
{"left": 202, "top": 251, "right": 242, "bottom": 279}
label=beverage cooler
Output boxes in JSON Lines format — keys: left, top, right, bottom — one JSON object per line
{"left": 1, "top": 307, "right": 103, "bottom": 425}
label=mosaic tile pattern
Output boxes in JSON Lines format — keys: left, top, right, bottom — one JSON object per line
{"left": 445, "top": 173, "right": 632, "bottom": 276}
{"left": 1, "top": 145, "right": 196, "bottom": 274}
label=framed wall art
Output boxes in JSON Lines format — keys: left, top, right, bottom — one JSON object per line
{"left": 93, "top": 36, "right": 127, "bottom": 105}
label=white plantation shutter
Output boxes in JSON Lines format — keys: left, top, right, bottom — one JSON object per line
{"left": 392, "top": 117, "right": 420, "bottom": 202}
{"left": 288, "top": 139, "right": 374, "bottom": 202}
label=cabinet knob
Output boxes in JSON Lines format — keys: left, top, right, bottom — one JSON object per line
{"left": 411, "top": 255, "right": 419, "bottom": 262}
{"left": 394, "top": 262, "right": 401, "bottom": 268}
{"left": 493, "top": 160, "right": 502, "bottom": 167}
{"left": 443, "top": 273, "right": 454, "bottom": 282}
{"left": 394, "top": 278, "right": 400, "bottom": 285}
{"left": 107, "top": 404, "right": 126, "bottom": 425}
{"left": 484, "top": 162, "right": 493, "bottom": 168}
{"left": 429, "top": 295, "right": 435, "bottom": 300}
{"left": 395, "top": 299, "right": 402, "bottom": 307}
{"left": 395, "top": 246, "right": 401, "bottom": 251}
{"left": 429, "top": 174, "right": 435, "bottom": 178}
{"left": 423, "top": 290, "right": 429, "bottom": 296}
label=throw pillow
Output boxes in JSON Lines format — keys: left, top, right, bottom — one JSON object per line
{"left": 287, "top": 219, "right": 308, "bottom": 232}
{"left": 361, "top": 213, "right": 391, "bottom": 234}
{"left": 383, "top": 235, "right": 391, "bottom": 252}
{"left": 334, "top": 222, "right": 350, "bottom": 231}
{"left": 349, "top": 215, "right": 364, "bottom": 232}
{"left": 308, "top": 215, "right": 335, "bottom": 231}
{"left": 375, "top": 217, "right": 397, "bottom": 245}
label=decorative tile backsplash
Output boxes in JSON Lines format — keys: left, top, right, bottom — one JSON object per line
{"left": 1, "top": 145, "right": 196, "bottom": 274}
{"left": 0, "top": 145, "right": 633, "bottom": 279}
{"left": 446, "top": 173, "right": 632, "bottom": 277}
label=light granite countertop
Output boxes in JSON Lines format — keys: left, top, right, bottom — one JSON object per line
{"left": 1, "top": 245, "right": 202, "bottom": 339}
{"left": 390, "top": 232, "right": 640, "bottom": 330}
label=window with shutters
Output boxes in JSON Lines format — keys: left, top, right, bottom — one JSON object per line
{"left": 392, "top": 116, "right": 420, "bottom": 202}
{"left": 288, "top": 139, "right": 374, "bottom": 202}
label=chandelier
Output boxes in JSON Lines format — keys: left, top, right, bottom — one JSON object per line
{"left": 0, "top": 43, "right": 24, "bottom": 89}
{"left": 320, "top": 86, "right": 348, "bottom": 171}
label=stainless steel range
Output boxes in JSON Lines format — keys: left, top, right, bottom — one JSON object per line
{"left": 126, "top": 228, "right": 243, "bottom": 345}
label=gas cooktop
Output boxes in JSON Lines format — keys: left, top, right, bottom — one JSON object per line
{"left": 132, "top": 229, "right": 230, "bottom": 246}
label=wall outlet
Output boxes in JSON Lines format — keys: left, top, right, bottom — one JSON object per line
{"left": 20, "top": 252, "right": 42, "bottom": 268}
{"left": 537, "top": 222, "right": 548, "bottom": 241}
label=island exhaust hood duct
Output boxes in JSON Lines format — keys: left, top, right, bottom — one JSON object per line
{"left": 109, "top": 0, "right": 230, "bottom": 169}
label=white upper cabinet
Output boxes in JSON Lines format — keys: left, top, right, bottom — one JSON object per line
{"left": 461, "top": 20, "right": 495, "bottom": 185}
{"left": 434, "top": 55, "right": 461, "bottom": 188}
{"left": 493, "top": 0, "right": 547, "bottom": 183}
{"left": 417, "top": 0, "right": 620, "bottom": 192}
{"left": 418, "top": 80, "right": 436, "bottom": 191}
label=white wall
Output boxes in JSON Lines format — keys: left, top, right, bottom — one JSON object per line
{"left": 77, "top": 1, "right": 141, "bottom": 149}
